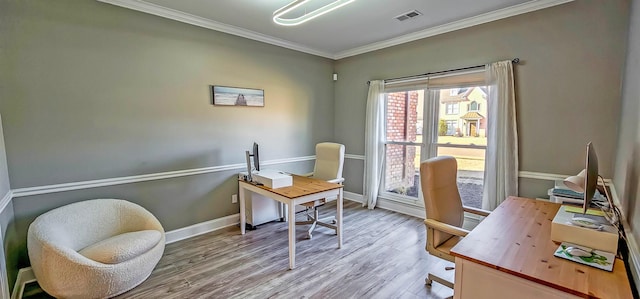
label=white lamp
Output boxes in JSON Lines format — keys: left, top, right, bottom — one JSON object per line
{"left": 563, "top": 169, "right": 620, "bottom": 227}
{"left": 563, "top": 169, "right": 586, "bottom": 193}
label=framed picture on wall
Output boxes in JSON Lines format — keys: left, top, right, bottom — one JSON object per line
{"left": 211, "top": 85, "right": 265, "bottom": 107}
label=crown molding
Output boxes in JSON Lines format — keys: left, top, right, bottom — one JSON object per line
{"left": 96, "top": 0, "right": 335, "bottom": 59}
{"left": 334, "top": 0, "right": 574, "bottom": 59}
{"left": 98, "top": 0, "right": 572, "bottom": 60}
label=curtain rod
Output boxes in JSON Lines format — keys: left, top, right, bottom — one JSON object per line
{"left": 367, "top": 58, "right": 520, "bottom": 85}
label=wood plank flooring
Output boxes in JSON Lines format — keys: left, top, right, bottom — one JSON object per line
{"left": 25, "top": 200, "right": 454, "bottom": 299}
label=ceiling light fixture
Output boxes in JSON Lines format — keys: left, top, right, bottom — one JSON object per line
{"left": 273, "top": 0, "right": 356, "bottom": 26}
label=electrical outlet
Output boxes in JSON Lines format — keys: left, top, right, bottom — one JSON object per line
{"left": 231, "top": 194, "right": 238, "bottom": 203}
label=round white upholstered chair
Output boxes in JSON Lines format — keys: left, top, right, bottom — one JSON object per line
{"left": 27, "top": 199, "right": 165, "bottom": 299}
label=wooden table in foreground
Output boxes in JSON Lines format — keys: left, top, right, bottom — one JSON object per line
{"left": 238, "top": 175, "right": 343, "bottom": 270}
{"left": 450, "top": 196, "right": 632, "bottom": 299}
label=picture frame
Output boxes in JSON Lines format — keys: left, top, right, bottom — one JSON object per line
{"left": 211, "top": 85, "right": 264, "bottom": 107}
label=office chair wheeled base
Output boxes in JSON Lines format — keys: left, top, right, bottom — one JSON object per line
{"left": 426, "top": 265, "right": 454, "bottom": 289}
{"left": 295, "top": 207, "right": 337, "bottom": 239}
{"left": 425, "top": 273, "right": 453, "bottom": 289}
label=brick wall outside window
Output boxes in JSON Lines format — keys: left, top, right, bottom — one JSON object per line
{"left": 385, "top": 91, "right": 419, "bottom": 193}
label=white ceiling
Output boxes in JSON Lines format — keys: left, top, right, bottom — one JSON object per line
{"left": 99, "top": 0, "right": 573, "bottom": 59}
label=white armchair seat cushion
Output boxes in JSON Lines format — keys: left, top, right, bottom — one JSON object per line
{"left": 79, "top": 230, "right": 162, "bottom": 264}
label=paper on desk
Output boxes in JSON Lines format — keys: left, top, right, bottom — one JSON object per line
{"left": 564, "top": 206, "right": 606, "bottom": 217}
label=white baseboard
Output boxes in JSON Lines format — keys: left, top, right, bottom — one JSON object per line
{"left": 343, "top": 191, "right": 364, "bottom": 204}
{"left": 10, "top": 268, "right": 34, "bottom": 299}
{"left": 608, "top": 184, "right": 640, "bottom": 292}
{"left": 377, "top": 198, "right": 425, "bottom": 219}
{"left": 625, "top": 224, "right": 640, "bottom": 292}
{"left": 165, "top": 214, "right": 239, "bottom": 244}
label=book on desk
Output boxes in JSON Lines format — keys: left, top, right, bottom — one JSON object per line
{"left": 548, "top": 179, "right": 607, "bottom": 206}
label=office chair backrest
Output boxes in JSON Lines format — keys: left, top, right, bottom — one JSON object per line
{"left": 420, "top": 156, "right": 464, "bottom": 247}
{"left": 312, "top": 142, "right": 345, "bottom": 181}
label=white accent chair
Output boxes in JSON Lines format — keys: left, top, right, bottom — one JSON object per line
{"left": 420, "top": 156, "right": 490, "bottom": 290}
{"left": 27, "top": 199, "right": 165, "bottom": 299}
{"left": 296, "top": 142, "right": 345, "bottom": 239}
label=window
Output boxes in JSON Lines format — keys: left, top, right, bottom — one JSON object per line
{"left": 436, "top": 87, "right": 486, "bottom": 208}
{"left": 445, "top": 120, "right": 458, "bottom": 136}
{"left": 382, "top": 91, "right": 423, "bottom": 200}
{"left": 381, "top": 73, "right": 487, "bottom": 208}
{"left": 445, "top": 103, "right": 459, "bottom": 115}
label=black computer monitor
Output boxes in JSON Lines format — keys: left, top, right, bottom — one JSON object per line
{"left": 582, "top": 142, "right": 598, "bottom": 214}
{"left": 252, "top": 142, "right": 260, "bottom": 171}
{"left": 244, "top": 142, "right": 260, "bottom": 182}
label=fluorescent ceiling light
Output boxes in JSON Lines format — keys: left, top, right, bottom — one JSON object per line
{"left": 273, "top": 0, "right": 356, "bottom": 26}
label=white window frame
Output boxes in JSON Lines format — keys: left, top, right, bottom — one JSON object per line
{"left": 378, "top": 69, "right": 488, "bottom": 207}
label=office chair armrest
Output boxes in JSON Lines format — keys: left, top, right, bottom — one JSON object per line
{"left": 463, "top": 206, "right": 490, "bottom": 217}
{"left": 327, "top": 178, "right": 345, "bottom": 184}
{"left": 424, "top": 219, "right": 469, "bottom": 237}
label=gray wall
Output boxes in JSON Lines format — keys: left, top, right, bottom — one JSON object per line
{"left": 0, "top": 115, "right": 16, "bottom": 289}
{"left": 0, "top": 0, "right": 333, "bottom": 279}
{"left": 0, "top": 115, "right": 9, "bottom": 199}
{"left": 334, "top": 0, "right": 630, "bottom": 198}
{"left": 614, "top": 0, "right": 640, "bottom": 254}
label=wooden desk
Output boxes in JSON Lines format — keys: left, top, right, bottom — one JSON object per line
{"left": 239, "top": 175, "right": 343, "bottom": 270}
{"left": 450, "top": 196, "right": 632, "bottom": 299}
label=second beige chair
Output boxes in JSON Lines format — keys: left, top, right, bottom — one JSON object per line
{"left": 296, "top": 142, "right": 345, "bottom": 239}
{"left": 420, "top": 156, "right": 490, "bottom": 289}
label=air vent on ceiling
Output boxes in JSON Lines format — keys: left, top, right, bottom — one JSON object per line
{"left": 395, "top": 10, "right": 422, "bottom": 22}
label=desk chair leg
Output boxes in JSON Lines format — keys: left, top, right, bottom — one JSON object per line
{"left": 296, "top": 206, "right": 338, "bottom": 239}
{"left": 426, "top": 273, "right": 454, "bottom": 289}
{"left": 306, "top": 208, "right": 319, "bottom": 239}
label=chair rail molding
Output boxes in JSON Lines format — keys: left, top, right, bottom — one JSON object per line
{"left": 0, "top": 192, "right": 10, "bottom": 216}
{"left": 11, "top": 156, "right": 315, "bottom": 198}
{"left": 345, "top": 154, "right": 364, "bottom": 160}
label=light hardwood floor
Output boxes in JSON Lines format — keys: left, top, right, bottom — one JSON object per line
{"left": 25, "top": 200, "right": 455, "bottom": 299}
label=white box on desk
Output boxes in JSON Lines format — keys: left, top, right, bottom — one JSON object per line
{"left": 550, "top": 205, "right": 618, "bottom": 253}
{"left": 253, "top": 170, "right": 292, "bottom": 189}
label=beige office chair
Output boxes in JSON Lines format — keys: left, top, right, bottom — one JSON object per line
{"left": 296, "top": 142, "right": 345, "bottom": 239}
{"left": 420, "top": 156, "right": 490, "bottom": 289}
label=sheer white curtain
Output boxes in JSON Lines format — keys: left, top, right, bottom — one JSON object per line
{"left": 363, "top": 80, "right": 386, "bottom": 209}
{"left": 482, "top": 60, "right": 519, "bottom": 210}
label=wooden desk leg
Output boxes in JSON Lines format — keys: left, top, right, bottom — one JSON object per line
{"left": 337, "top": 187, "right": 343, "bottom": 248}
{"left": 239, "top": 186, "right": 246, "bottom": 235}
{"left": 288, "top": 203, "right": 296, "bottom": 269}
